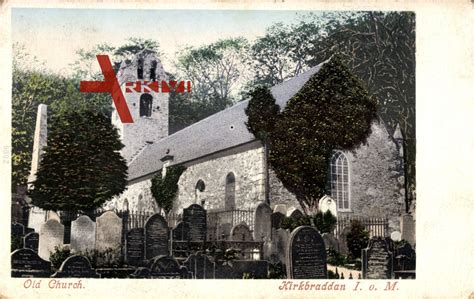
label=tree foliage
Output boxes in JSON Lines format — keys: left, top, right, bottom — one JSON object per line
{"left": 244, "top": 86, "right": 280, "bottom": 142}
{"left": 150, "top": 165, "right": 186, "bottom": 214}
{"left": 28, "top": 111, "right": 127, "bottom": 211}
{"left": 247, "top": 55, "right": 377, "bottom": 214}
{"left": 346, "top": 220, "right": 370, "bottom": 259}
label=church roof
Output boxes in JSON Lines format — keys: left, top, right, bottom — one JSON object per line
{"left": 127, "top": 60, "right": 327, "bottom": 182}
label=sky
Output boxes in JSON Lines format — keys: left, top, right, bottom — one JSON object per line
{"left": 12, "top": 8, "right": 321, "bottom": 75}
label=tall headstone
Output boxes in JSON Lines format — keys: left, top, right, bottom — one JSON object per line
{"left": 23, "top": 232, "right": 39, "bottom": 252}
{"left": 145, "top": 214, "right": 169, "bottom": 259}
{"left": 172, "top": 221, "right": 191, "bottom": 241}
{"left": 38, "top": 219, "right": 64, "bottom": 261}
{"left": 271, "top": 212, "right": 285, "bottom": 230}
{"left": 183, "top": 204, "right": 207, "bottom": 242}
{"left": 47, "top": 211, "right": 61, "bottom": 222}
{"left": 401, "top": 214, "right": 416, "bottom": 246}
{"left": 95, "top": 211, "right": 122, "bottom": 251}
{"left": 362, "top": 237, "right": 394, "bottom": 279}
{"left": 52, "top": 255, "right": 100, "bottom": 278}
{"left": 28, "top": 206, "right": 47, "bottom": 233}
{"left": 254, "top": 202, "right": 272, "bottom": 241}
{"left": 231, "top": 223, "right": 253, "bottom": 241}
{"left": 27, "top": 104, "right": 48, "bottom": 186}
{"left": 394, "top": 243, "right": 416, "bottom": 271}
{"left": 11, "top": 248, "right": 51, "bottom": 277}
{"left": 275, "top": 228, "right": 290, "bottom": 265}
{"left": 287, "top": 226, "right": 327, "bottom": 279}
{"left": 126, "top": 228, "right": 145, "bottom": 266}
{"left": 71, "top": 215, "right": 96, "bottom": 252}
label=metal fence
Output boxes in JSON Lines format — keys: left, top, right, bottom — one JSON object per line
{"left": 334, "top": 216, "right": 389, "bottom": 238}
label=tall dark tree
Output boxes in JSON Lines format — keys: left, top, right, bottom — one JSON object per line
{"left": 28, "top": 111, "right": 127, "bottom": 211}
{"left": 247, "top": 56, "right": 377, "bottom": 214}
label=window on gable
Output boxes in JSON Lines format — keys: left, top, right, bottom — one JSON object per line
{"left": 137, "top": 58, "right": 144, "bottom": 79}
{"left": 225, "top": 172, "right": 236, "bottom": 210}
{"left": 139, "top": 93, "right": 153, "bottom": 117}
{"left": 329, "top": 151, "right": 350, "bottom": 211}
{"left": 150, "top": 61, "right": 157, "bottom": 81}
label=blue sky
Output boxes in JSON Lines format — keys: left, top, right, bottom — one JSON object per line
{"left": 12, "top": 8, "right": 321, "bottom": 75}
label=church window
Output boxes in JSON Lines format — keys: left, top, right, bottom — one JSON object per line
{"left": 139, "top": 93, "right": 153, "bottom": 117}
{"left": 225, "top": 173, "right": 236, "bottom": 210}
{"left": 150, "top": 61, "right": 157, "bottom": 81}
{"left": 329, "top": 151, "right": 350, "bottom": 211}
{"left": 137, "top": 59, "right": 144, "bottom": 79}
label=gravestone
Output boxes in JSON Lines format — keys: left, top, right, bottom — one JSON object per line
{"left": 230, "top": 223, "right": 253, "bottom": 241}
{"left": 273, "top": 204, "right": 287, "bottom": 215}
{"left": 38, "top": 219, "right": 64, "bottom": 261}
{"left": 274, "top": 228, "right": 290, "bottom": 265}
{"left": 287, "top": 208, "right": 304, "bottom": 221}
{"left": 337, "top": 226, "right": 351, "bottom": 255}
{"left": 149, "top": 255, "right": 188, "bottom": 278}
{"left": 95, "top": 211, "right": 122, "bottom": 251}
{"left": 172, "top": 221, "right": 191, "bottom": 241}
{"left": 217, "top": 223, "right": 232, "bottom": 240}
{"left": 126, "top": 228, "right": 145, "bottom": 266}
{"left": 183, "top": 252, "right": 216, "bottom": 279}
{"left": 391, "top": 231, "right": 402, "bottom": 242}
{"left": 394, "top": 243, "right": 416, "bottom": 271}
{"left": 12, "top": 223, "right": 25, "bottom": 237}
{"left": 362, "top": 237, "right": 394, "bottom": 279}
{"left": 319, "top": 195, "right": 337, "bottom": 217}
{"left": 400, "top": 214, "right": 415, "bottom": 246}
{"left": 51, "top": 255, "right": 100, "bottom": 278}
{"left": 322, "top": 233, "right": 339, "bottom": 251}
{"left": 254, "top": 202, "right": 272, "bottom": 241}
{"left": 24, "top": 232, "right": 39, "bottom": 252}
{"left": 71, "top": 215, "right": 96, "bottom": 252}
{"left": 183, "top": 204, "right": 207, "bottom": 242}
{"left": 287, "top": 226, "right": 327, "bottom": 279}
{"left": 145, "top": 214, "right": 169, "bottom": 259}
{"left": 271, "top": 212, "right": 285, "bottom": 230}
{"left": 28, "top": 206, "right": 47, "bottom": 233}
{"left": 47, "top": 211, "right": 61, "bottom": 222}
{"left": 11, "top": 248, "right": 51, "bottom": 277}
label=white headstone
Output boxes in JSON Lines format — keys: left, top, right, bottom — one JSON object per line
{"left": 38, "top": 219, "right": 64, "bottom": 261}
{"left": 390, "top": 231, "right": 402, "bottom": 242}
{"left": 96, "top": 211, "right": 122, "bottom": 251}
{"left": 47, "top": 211, "right": 61, "bottom": 222}
{"left": 254, "top": 202, "right": 272, "bottom": 241}
{"left": 319, "top": 195, "right": 337, "bottom": 217}
{"left": 273, "top": 204, "right": 287, "bottom": 215}
{"left": 71, "top": 216, "right": 96, "bottom": 252}
{"left": 28, "top": 206, "right": 47, "bottom": 233}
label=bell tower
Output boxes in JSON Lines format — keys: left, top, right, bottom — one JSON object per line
{"left": 113, "top": 50, "right": 169, "bottom": 162}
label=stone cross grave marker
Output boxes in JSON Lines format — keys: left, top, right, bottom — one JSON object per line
{"left": 71, "top": 215, "right": 96, "bottom": 253}
{"left": 287, "top": 226, "right": 327, "bottom": 279}
{"left": 145, "top": 214, "right": 169, "bottom": 259}
{"left": 362, "top": 237, "right": 394, "bottom": 279}
{"left": 38, "top": 219, "right": 64, "bottom": 261}
{"left": 11, "top": 248, "right": 51, "bottom": 277}
{"left": 254, "top": 202, "right": 272, "bottom": 241}
{"left": 24, "top": 232, "right": 39, "bottom": 252}
{"left": 95, "top": 211, "right": 122, "bottom": 251}
{"left": 172, "top": 221, "right": 191, "bottom": 241}
{"left": 52, "top": 255, "right": 100, "bottom": 278}
{"left": 231, "top": 223, "right": 253, "bottom": 241}
{"left": 183, "top": 204, "right": 207, "bottom": 242}
{"left": 126, "top": 228, "right": 145, "bottom": 266}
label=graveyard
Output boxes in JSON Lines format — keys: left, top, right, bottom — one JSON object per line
{"left": 11, "top": 201, "right": 416, "bottom": 279}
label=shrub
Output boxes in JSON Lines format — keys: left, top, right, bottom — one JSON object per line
{"left": 267, "top": 262, "right": 286, "bottom": 279}
{"left": 49, "top": 245, "right": 72, "bottom": 270}
{"left": 346, "top": 220, "right": 369, "bottom": 260}
{"left": 326, "top": 248, "right": 347, "bottom": 266}
{"left": 78, "top": 246, "right": 122, "bottom": 268}
{"left": 313, "top": 210, "right": 337, "bottom": 234}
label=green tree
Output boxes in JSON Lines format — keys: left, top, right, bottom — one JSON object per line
{"left": 247, "top": 56, "right": 377, "bottom": 214}
{"left": 28, "top": 111, "right": 127, "bottom": 211}
{"left": 150, "top": 165, "right": 186, "bottom": 214}
{"left": 346, "top": 220, "right": 370, "bottom": 260}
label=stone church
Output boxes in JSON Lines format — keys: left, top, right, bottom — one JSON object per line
{"left": 103, "top": 51, "right": 406, "bottom": 233}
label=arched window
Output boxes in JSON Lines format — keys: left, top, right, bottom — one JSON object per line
{"left": 137, "top": 58, "right": 144, "bottom": 79}
{"left": 150, "top": 61, "right": 157, "bottom": 81}
{"left": 195, "top": 180, "right": 206, "bottom": 206}
{"left": 225, "top": 172, "right": 236, "bottom": 210}
{"left": 139, "top": 93, "right": 153, "bottom": 117}
{"left": 329, "top": 151, "right": 350, "bottom": 211}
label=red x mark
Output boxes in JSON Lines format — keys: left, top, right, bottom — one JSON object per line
{"left": 80, "top": 55, "right": 133, "bottom": 123}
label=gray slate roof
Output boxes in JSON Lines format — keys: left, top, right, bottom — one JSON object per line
{"left": 127, "top": 60, "right": 327, "bottom": 182}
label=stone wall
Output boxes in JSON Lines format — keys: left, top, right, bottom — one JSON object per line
{"left": 174, "top": 144, "right": 266, "bottom": 213}
{"left": 105, "top": 179, "right": 158, "bottom": 214}
{"left": 268, "top": 169, "right": 300, "bottom": 212}
{"left": 342, "top": 120, "right": 405, "bottom": 232}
